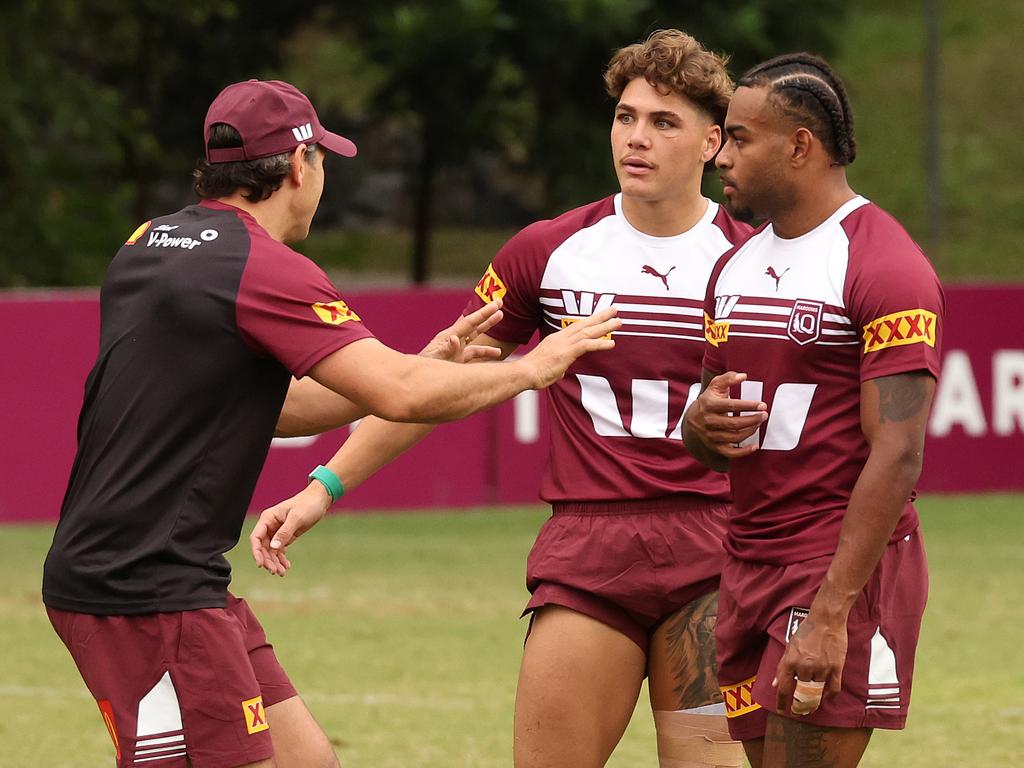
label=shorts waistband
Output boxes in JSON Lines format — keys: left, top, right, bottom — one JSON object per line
{"left": 551, "top": 494, "right": 728, "bottom": 516}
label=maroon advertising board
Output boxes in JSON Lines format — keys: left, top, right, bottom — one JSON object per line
{"left": 1, "top": 286, "right": 1020, "bottom": 522}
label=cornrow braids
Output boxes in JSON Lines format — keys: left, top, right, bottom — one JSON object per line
{"left": 740, "top": 53, "right": 857, "bottom": 166}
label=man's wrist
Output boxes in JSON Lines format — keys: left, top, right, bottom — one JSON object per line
{"left": 811, "top": 576, "right": 859, "bottom": 621}
{"left": 509, "top": 359, "right": 541, "bottom": 391}
{"left": 308, "top": 464, "right": 345, "bottom": 503}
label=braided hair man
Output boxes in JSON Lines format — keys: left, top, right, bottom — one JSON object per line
{"left": 684, "top": 53, "right": 943, "bottom": 767}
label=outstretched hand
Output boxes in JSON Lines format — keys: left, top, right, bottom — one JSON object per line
{"left": 249, "top": 481, "right": 332, "bottom": 576}
{"left": 684, "top": 371, "right": 767, "bottom": 459}
{"left": 521, "top": 307, "right": 621, "bottom": 389}
{"left": 419, "top": 301, "right": 505, "bottom": 363}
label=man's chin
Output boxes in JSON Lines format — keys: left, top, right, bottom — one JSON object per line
{"left": 723, "top": 199, "right": 757, "bottom": 224}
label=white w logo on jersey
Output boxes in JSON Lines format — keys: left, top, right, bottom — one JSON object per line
{"left": 715, "top": 294, "right": 741, "bottom": 319}
{"left": 291, "top": 123, "right": 314, "bottom": 141}
{"left": 560, "top": 290, "right": 616, "bottom": 316}
{"left": 736, "top": 380, "right": 817, "bottom": 450}
{"left": 577, "top": 375, "right": 701, "bottom": 439}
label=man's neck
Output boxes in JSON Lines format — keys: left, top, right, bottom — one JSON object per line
{"left": 620, "top": 192, "right": 709, "bottom": 238}
{"left": 216, "top": 193, "right": 291, "bottom": 243}
{"left": 770, "top": 173, "right": 856, "bottom": 239}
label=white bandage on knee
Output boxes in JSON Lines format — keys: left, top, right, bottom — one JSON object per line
{"left": 653, "top": 704, "right": 744, "bottom": 768}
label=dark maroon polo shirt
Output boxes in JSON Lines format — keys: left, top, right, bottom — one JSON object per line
{"left": 43, "top": 200, "right": 373, "bottom": 614}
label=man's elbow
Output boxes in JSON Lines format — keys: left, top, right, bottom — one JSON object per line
{"left": 362, "top": 381, "right": 428, "bottom": 423}
{"left": 879, "top": 440, "right": 926, "bottom": 486}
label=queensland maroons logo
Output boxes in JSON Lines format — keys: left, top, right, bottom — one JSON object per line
{"left": 787, "top": 299, "right": 823, "bottom": 345}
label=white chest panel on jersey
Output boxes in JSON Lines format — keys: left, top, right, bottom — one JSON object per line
{"left": 535, "top": 195, "right": 734, "bottom": 443}
{"left": 538, "top": 194, "right": 732, "bottom": 336}
{"left": 714, "top": 196, "right": 869, "bottom": 348}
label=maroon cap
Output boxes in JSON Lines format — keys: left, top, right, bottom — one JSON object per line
{"left": 203, "top": 79, "right": 357, "bottom": 163}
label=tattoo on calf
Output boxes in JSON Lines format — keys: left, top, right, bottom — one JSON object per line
{"left": 663, "top": 591, "right": 721, "bottom": 708}
{"left": 874, "top": 374, "right": 928, "bottom": 423}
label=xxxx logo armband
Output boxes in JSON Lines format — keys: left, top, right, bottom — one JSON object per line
{"left": 312, "top": 300, "right": 361, "bottom": 325}
{"left": 704, "top": 311, "right": 730, "bottom": 347}
{"left": 862, "top": 309, "right": 937, "bottom": 354}
{"left": 720, "top": 676, "right": 761, "bottom": 718}
{"left": 474, "top": 264, "right": 507, "bottom": 304}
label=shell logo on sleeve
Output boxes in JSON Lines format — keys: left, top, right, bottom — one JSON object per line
{"left": 474, "top": 264, "right": 507, "bottom": 304}
{"left": 862, "top": 309, "right": 936, "bottom": 353}
{"left": 704, "top": 312, "right": 730, "bottom": 347}
{"left": 312, "top": 300, "right": 361, "bottom": 325}
{"left": 125, "top": 221, "right": 152, "bottom": 245}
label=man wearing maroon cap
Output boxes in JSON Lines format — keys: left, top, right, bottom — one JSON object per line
{"left": 42, "top": 78, "right": 619, "bottom": 768}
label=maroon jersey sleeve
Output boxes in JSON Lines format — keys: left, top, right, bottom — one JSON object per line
{"left": 462, "top": 223, "right": 549, "bottom": 345}
{"left": 236, "top": 239, "right": 375, "bottom": 377}
{"left": 842, "top": 205, "right": 944, "bottom": 382}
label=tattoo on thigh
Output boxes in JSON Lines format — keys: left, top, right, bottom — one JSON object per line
{"left": 663, "top": 591, "right": 721, "bottom": 708}
{"left": 767, "top": 716, "right": 834, "bottom": 768}
{"left": 874, "top": 374, "right": 928, "bottom": 423}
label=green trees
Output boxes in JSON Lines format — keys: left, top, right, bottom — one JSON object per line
{"left": 0, "top": 0, "right": 845, "bottom": 285}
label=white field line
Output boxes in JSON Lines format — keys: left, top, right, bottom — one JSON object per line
{"left": 0, "top": 685, "right": 471, "bottom": 710}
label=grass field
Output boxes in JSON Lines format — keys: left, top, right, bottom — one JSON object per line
{"left": 3, "top": 494, "right": 1021, "bottom": 767}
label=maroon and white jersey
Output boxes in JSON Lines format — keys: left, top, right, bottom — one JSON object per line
{"left": 703, "top": 197, "right": 944, "bottom": 564}
{"left": 465, "top": 194, "right": 750, "bottom": 503}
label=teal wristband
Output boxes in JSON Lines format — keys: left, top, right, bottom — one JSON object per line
{"left": 308, "top": 465, "right": 345, "bottom": 502}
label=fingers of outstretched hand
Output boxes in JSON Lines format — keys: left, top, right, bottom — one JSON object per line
{"left": 463, "top": 344, "right": 502, "bottom": 362}
{"left": 559, "top": 306, "right": 618, "bottom": 335}
{"left": 451, "top": 300, "right": 503, "bottom": 340}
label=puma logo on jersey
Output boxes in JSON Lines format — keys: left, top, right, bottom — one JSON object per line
{"left": 765, "top": 266, "right": 790, "bottom": 291}
{"left": 641, "top": 264, "right": 676, "bottom": 290}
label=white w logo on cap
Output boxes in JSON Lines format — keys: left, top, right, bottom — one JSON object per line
{"left": 291, "top": 123, "right": 313, "bottom": 141}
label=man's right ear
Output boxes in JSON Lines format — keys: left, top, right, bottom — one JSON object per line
{"left": 289, "top": 144, "right": 308, "bottom": 187}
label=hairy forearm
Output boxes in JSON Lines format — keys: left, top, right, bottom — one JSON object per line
{"left": 324, "top": 417, "right": 436, "bottom": 492}
{"left": 384, "top": 356, "right": 535, "bottom": 423}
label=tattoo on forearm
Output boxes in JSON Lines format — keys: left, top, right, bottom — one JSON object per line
{"left": 874, "top": 374, "right": 928, "bottom": 423}
{"left": 663, "top": 590, "right": 721, "bottom": 708}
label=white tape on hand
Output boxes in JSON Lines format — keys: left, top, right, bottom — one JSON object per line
{"left": 791, "top": 679, "right": 825, "bottom": 716}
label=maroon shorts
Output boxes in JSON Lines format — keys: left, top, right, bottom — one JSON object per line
{"left": 716, "top": 530, "right": 928, "bottom": 740}
{"left": 47, "top": 594, "right": 296, "bottom": 768}
{"left": 524, "top": 495, "right": 728, "bottom": 652}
